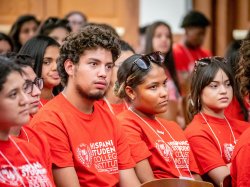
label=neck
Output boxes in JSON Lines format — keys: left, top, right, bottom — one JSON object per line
{"left": 105, "top": 86, "right": 122, "bottom": 104}
{"left": 63, "top": 84, "right": 94, "bottom": 114}
{"left": 9, "top": 126, "right": 21, "bottom": 137}
{"left": 0, "top": 128, "right": 10, "bottom": 141}
{"left": 183, "top": 38, "right": 198, "bottom": 49}
{"left": 130, "top": 106, "right": 155, "bottom": 119}
{"left": 201, "top": 107, "right": 225, "bottom": 119}
{"left": 41, "top": 87, "right": 54, "bottom": 100}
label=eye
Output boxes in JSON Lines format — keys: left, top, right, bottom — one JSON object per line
{"left": 90, "top": 62, "right": 98, "bottom": 67}
{"left": 149, "top": 85, "right": 157, "bottom": 90}
{"left": 9, "top": 91, "right": 17, "bottom": 99}
{"left": 106, "top": 64, "right": 114, "bottom": 70}
{"left": 225, "top": 81, "right": 231, "bottom": 87}
{"left": 43, "top": 60, "right": 51, "bottom": 65}
{"left": 209, "top": 83, "right": 218, "bottom": 88}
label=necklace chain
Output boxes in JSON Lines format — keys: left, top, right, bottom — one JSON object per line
{"left": 129, "top": 108, "right": 193, "bottom": 179}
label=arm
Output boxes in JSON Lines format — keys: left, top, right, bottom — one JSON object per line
{"left": 53, "top": 167, "right": 80, "bottom": 187}
{"left": 207, "top": 166, "right": 230, "bottom": 186}
{"left": 135, "top": 159, "right": 155, "bottom": 183}
{"left": 192, "top": 174, "right": 203, "bottom": 181}
{"left": 119, "top": 168, "right": 141, "bottom": 187}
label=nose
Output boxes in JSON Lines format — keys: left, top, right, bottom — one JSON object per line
{"left": 52, "top": 60, "right": 58, "bottom": 71}
{"left": 160, "top": 84, "right": 168, "bottom": 98}
{"left": 20, "top": 90, "right": 30, "bottom": 106}
{"left": 31, "top": 84, "right": 41, "bottom": 97}
{"left": 220, "top": 84, "right": 228, "bottom": 94}
{"left": 97, "top": 65, "right": 107, "bottom": 78}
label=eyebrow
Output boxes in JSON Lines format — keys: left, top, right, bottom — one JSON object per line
{"left": 88, "top": 58, "right": 113, "bottom": 64}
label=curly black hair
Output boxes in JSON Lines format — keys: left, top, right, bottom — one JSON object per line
{"left": 58, "top": 24, "right": 121, "bottom": 86}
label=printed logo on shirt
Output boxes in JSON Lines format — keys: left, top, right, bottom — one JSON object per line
{"left": 155, "top": 140, "right": 190, "bottom": 169}
{"left": 224, "top": 143, "right": 234, "bottom": 162}
{"left": 0, "top": 162, "right": 53, "bottom": 186}
{"left": 76, "top": 140, "right": 118, "bottom": 174}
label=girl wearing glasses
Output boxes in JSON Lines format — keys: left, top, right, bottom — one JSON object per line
{"left": 0, "top": 56, "right": 55, "bottom": 186}
{"left": 145, "top": 21, "right": 182, "bottom": 125}
{"left": 115, "top": 53, "right": 200, "bottom": 183}
{"left": 19, "top": 35, "right": 61, "bottom": 106}
{"left": 184, "top": 57, "right": 249, "bottom": 186}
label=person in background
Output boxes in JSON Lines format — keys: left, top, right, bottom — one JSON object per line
{"left": 145, "top": 21, "right": 182, "bottom": 124}
{"left": 9, "top": 14, "right": 39, "bottom": 52}
{"left": 98, "top": 40, "right": 135, "bottom": 115}
{"left": 19, "top": 35, "right": 61, "bottom": 106}
{"left": 38, "top": 17, "right": 71, "bottom": 46}
{"left": 64, "top": 11, "right": 87, "bottom": 33}
{"left": 173, "top": 10, "right": 211, "bottom": 96}
{"left": 0, "top": 32, "right": 14, "bottom": 54}
{"left": 231, "top": 39, "right": 250, "bottom": 187}
{"left": 0, "top": 56, "right": 54, "bottom": 186}
{"left": 115, "top": 53, "right": 200, "bottom": 183}
{"left": 224, "top": 40, "right": 249, "bottom": 121}
{"left": 29, "top": 24, "right": 140, "bottom": 187}
{"left": 184, "top": 57, "right": 249, "bottom": 186}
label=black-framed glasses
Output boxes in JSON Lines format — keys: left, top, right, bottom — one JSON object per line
{"left": 133, "top": 51, "right": 164, "bottom": 70}
{"left": 194, "top": 56, "right": 227, "bottom": 72}
{"left": 24, "top": 77, "right": 44, "bottom": 94}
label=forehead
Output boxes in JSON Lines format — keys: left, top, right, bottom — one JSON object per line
{"left": 80, "top": 48, "right": 113, "bottom": 61}
{"left": 1, "top": 71, "right": 24, "bottom": 92}
{"left": 141, "top": 64, "right": 166, "bottom": 83}
{"left": 212, "top": 69, "right": 229, "bottom": 81}
{"left": 22, "top": 66, "right": 36, "bottom": 80}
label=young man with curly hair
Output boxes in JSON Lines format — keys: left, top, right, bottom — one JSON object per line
{"left": 30, "top": 24, "right": 140, "bottom": 187}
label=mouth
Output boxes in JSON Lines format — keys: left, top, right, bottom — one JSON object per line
{"left": 219, "top": 97, "right": 229, "bottom": 102}
{"left": 94, "top": 81, "right": 107, "bottom": 89}
{"left": 30, "top": 100, "right": 40, "bottom": 107}
{"left": 50, "top": 73, "right": 60, "bottom": 79}
{"left": 19, "top": 108, "right": 29, "bottom": 115}
{"left": 159, "top": 100, "right": 168, "bottom": 106}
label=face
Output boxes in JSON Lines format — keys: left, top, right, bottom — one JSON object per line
{"left": 0, "top": 40, "right": 12, "bottom": 54}
{"left": 42, "top": 46, "right": 60, "bottom": 89}
{"left": 67, "top": 14, "right": 85, "bottom": 33}
{"left": 130, "top": 64, "right": 169, "bottom": 115}
{"left": 111, "top": 50, "right": 134, "bottom": 87}
{"left": 0, "top": 71, "right": 29, "bottom": 128}
{"left": 186, "top": 27, "right": 206, "bottom": 48}
{"left": 201, "top": 69, "right": 233, "bottom": 114}
{"left": 19, "top": 20, "right": 38, "bottom": 45}
{"left": 22, "top": 66, "right": 41, "bottom": 115}
{"left": 68, "top": 47, "right": 113, "bottom": 100}
{"left": 49, "top": 27, "right": 69, "bottom": 46}
{"left": 152, "top": 24, "right": 171, "bottom": 54}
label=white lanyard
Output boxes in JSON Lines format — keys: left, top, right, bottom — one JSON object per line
{"left": 0, "top": 136, "right": 33, "bottom": 187}
{"left": 200, "top": 112, "right": 237, "bottom": 157}
{"left": 103, "top": 97, "right": 129, "bottom": 115}
{"left": 129, "top": 108, "right": 193, "bottom": 179}
{"left": 20, "top": 127, "right": 30, "bottom": 142}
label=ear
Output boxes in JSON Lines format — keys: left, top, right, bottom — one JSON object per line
{"left": 64, "top": 59, "right": 75, "bottom": 76}
{"left": 125, "top": 85, "right": 136, "bottom": 101}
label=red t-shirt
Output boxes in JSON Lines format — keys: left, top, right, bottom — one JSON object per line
{"left": 117, "top": 110, "right": 199, "bottom": 179}
{"left": 29, "top": 93, "right": 135, "bottom": 187}
{"left": 0, "top": 137, "right": 54, "bottom": 186}
{"left": 185, "top": 113, "right": 249, "bottom": 175}
{"left": 18, "top": 126, "right": 54, "bottom": 183}
{"left": 173, "top": 43, "right": 211, "bottom": 72}
{"left": 96, "top": 99, "right": 128, "bottom": 115}
{"left": 231, "top": 127, "right": 250, "bottom": 187}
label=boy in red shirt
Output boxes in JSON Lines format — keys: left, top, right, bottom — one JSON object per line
{"left": 231, "top": 39, "right": 250, "bottom": 187}
{"left": 173, "top": 11, "right": 211, "bottom": 95}
{"left": 29, "top": 24, "right": 140, "bottom": 187}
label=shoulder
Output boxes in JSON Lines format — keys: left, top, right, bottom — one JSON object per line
{"left": 184, "top": 115, "right": 205, "bottom": 137}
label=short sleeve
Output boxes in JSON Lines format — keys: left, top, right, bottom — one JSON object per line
{"left": 114, "top": 119, "right": 135, "bottom": 170}
{"left": 30, "top": 111, "right": 74, "bottom": 168}
{"left": 119, "top": 118, "right": 152, "bottom": 163}
{"left": 188, "top": 136, "right": 226, "bottom": 175}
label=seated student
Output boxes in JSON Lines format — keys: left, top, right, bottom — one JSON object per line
{"left": 0, "top": 56, "right": 54, "bottom": 186}
{"left": 19, "top": 35, "right": 61, "bottom": 106}
{"left": 184, "top": 56, "right": 249, "bottom": 186}
{"left": 115, "top": 53, "right": 200, "bottom": 183}
{"left": 29, "top": 24, "right": 140, "bottom": 187}
{"left": 97, "top": 40, "right": 135, "bottom": 115}
{"left": 231, "top": 39, "right": 250, "bottom": 187}
{"left": 0, "top": 32, "right": 14, "bottom": 54}
{"left": 173, "top": 11, "right": 211, "bottom": 96}
{"left": 64, "top": 11, "right": 88, "bottom": 33}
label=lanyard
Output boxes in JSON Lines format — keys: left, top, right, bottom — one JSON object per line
{"left": 200, "top": 112, "right": 237, "bottom": 157}
{"left": 103, "top": 97, "right": 129, "bottom": 115}
{"left": 129, "top": 108, "right": 193, "bottom": 179}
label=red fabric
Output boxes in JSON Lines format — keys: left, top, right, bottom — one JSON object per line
{"left": 225, "top": 97, "right": 245, "bottom": 121}
{"left": 29, "top": 93, "right": 135, "bottom": 187}
{"left": 0, "top": 137, "right": 55, "bottom": 186}
{"left": 39, "top": 98, "right": 49, "bottom": 108}
{"left": 18, "top": 126, "right": 54, "bottom": 183}
{"left": 117, "top": 110, "right": 199, "bottom": 179}
{"left": 185, "top": 113, "right": 249, "bottom": 175}
{"left": 231, "top": 127, "right": 250, "bottom": 187}
{"left": 173, "top": 43, "right": 211, "bottom": 72}
{"left": 96, "top": 99, "right": 128, "bottom": 115}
